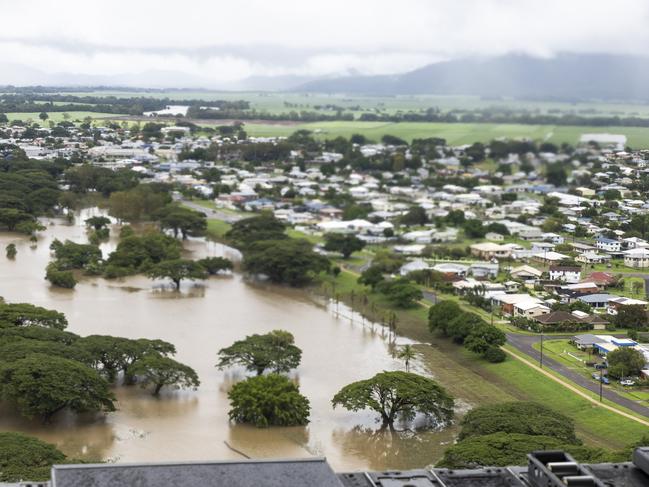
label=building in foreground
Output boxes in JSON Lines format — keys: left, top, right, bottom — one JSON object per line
{"left": 15, "top": 447, "right": 649, "bottom": 487}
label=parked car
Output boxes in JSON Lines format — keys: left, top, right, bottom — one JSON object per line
{"left": 594, "top": 363, "right": 608, "bottom": 370}
{"left": 592, "top": 372, "right": 610, "bottom": 384}
{"left": 620, "top": 379, "right": 636, "bottom": 386}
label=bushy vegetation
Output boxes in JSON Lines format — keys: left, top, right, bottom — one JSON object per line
{"left": 228, "top": 374, "right": 310, "bottom": 427}
{"left": 438, "top": 402, "right": 634, "bottom": 468}
{"left": 428, "top": 301, "right": 506, "bottom": 362}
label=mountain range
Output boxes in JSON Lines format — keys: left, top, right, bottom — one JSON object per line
{"left": 4, "top": 53, "right": 649, "bottom": 102}
{"left": 295, "top": 53, "right": 649, "bottom": 101}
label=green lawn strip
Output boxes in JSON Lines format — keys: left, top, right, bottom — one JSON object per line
{"left": 285, "top": 227, "right": 324, "bottom": 244}
{"left": 493, "top": 346, "right": 649, "bottom": 449}
{"left": 206, "top": 219, "right": 232, "bottom": 239}
{"left": 609, "top": 276, "right": 646, "bottom": 299}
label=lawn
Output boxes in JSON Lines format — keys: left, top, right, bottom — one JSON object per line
{"left": 206, "top": 219, "right": 231, "bottom": 239}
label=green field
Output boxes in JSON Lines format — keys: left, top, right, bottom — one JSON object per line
{"left": 242, "top": 121, "right": 649, "bottom": 148}
{"left": 5, "top": 111, "right": 123, "bottom": 123}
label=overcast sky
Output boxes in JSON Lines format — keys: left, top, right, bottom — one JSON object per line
{"left": 2, "top": 0, "right": 649, "bottom": 87}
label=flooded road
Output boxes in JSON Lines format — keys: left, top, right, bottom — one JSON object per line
{"left": 0, "top": 210, "right": 458, "bottom": 471}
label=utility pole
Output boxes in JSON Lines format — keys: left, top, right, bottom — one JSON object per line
{"left": 599, "top": 368, "right": 603, "bottom": 402}
{"left": 539, "top": 325, "right": 543, "bottom": 368}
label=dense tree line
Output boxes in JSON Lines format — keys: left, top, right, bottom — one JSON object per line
{"left": 0, "top": 155, "right": 62, "bottom": 234}
{"left": 428, "top": 301, "right": 507, "bottom": 362}
{"left": 0, "top": 94, "right": 248, "bottom": 116}
{"left": 225, "top": 213, "right": 330, "bottom": 286}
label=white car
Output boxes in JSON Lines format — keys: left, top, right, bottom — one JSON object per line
{"left": 620, "top": 379, "right": 635, "bottom": 386}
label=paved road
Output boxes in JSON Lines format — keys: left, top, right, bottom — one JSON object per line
{"left": 180, "top": 199, "right": 244, "bottom": 224}
{"left": 419, "top": 291, "right": 649, "bottom": 418}
{"left": 506, "top": 332, "right": 649, "bottom": 418}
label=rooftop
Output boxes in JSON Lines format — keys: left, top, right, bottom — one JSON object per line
{"left": 29, "top": 448, "right": 649, "bottom": 487}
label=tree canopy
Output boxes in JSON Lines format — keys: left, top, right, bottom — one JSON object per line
{"left": 217, "top": 330, "right": 302, "bottom": 376}
{"left": 332, "top": 371, "right": 454, "bottom": 429}
{"left": 0, "top": 354, "right": 115, "bottom": 420}
{"left": 157, "top": 205, "right": 207, "bottom": 239}
{"left": 607, "top": 347, "right": 646, "bottom": 378}
{"left": 438, "top": 433, "right": 578, "bottom": 469}
{"left": 130, "top": 354, "right": 200, "bottom": 395}
{"left": 377, "top": 279, "right": 423, "bottom": 308}
{"left": 242, "top": 239, "right": 330, "bottom": 286}
{"left": 0, "top": 302, "right": 68, "bottom": 330}
{"left": 323, "top": 233, "right": 366, "bottom": 259}
{"left": 428, "top": 301, "right": 462, "bottom": 335}
{"left": 225, "top": 213, "right": 287, "bottom": 248}
{"left": 458, "top": 402, "right": 578, "bottom": 443}
{"left": 198, "top": 256, "right": 233, "bottom": 274}
{"left": 147, "top": 259, "right": 208, "bottom": 290}
{"left": 0, "top": 432, "right": 67, "bottom": 482}
{"left": 228, "top": 374, "right": 310, "bottom": 427}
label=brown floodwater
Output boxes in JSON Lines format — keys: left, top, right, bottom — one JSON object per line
{"left": 0, "top": 209, "right": 460, "bottom": 471}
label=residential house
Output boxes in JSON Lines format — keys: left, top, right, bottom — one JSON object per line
{"left": 470, "top": 243, "right": 520, "bottom": 260}
{"left": 607, "top": 297, "right": 649, "bottom": 315}
{"left": 469, "top": 262, "right": 499, "bottom": 279}
{"left": 549, "top": 266, "right": 581, "bottom": 284}
{"left": 576, "top": 252, "right": 611, "bottom": 265}
{"left": 532, "top": 251, "right": 570, "bottom": 265}
{"left": 583, "top": 272, "right": 617, "bottom": 287}
{"left": 596, "top": 236, "right": 622, "bottom": 253}
{"left": 510, "top": 265, "right": 543, "bottom": 280}
{"left": 623, "top": 248, "right": 649, "bottom": 268}
{"left": 577, "top": 293, "right": 614, "bottom": 310}
{"left": 492, "top": 294, "right": 547, "bottom": 316}
{"left": 399, "top": 259, "right": 430, "bottom": 276}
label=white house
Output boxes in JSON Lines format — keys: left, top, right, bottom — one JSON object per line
{"left": 623, "top": 248, "right": 649, "bottom": 268}
{"left": 549, "top": 266, "right": 582, "bottom": 284}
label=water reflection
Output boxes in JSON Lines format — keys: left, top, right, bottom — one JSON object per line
{"left": 332, "top": 425, "right": 458, "bottom": 471}
{"left": 0, "top": 208, "right": 460, "bottom": 471}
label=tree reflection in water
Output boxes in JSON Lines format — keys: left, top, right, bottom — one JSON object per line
{"left": 332, "top": 424, "right": 458, "bottom": 471}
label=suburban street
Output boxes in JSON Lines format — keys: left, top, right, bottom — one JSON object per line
{"left": 419, "top": 291, "right": 649, "bottom": 418}
{"left": 506, "top": 332, "right": 649, "bottom": 418}
{"left": 179, "top": 198, "right": 244, "bottom": 224}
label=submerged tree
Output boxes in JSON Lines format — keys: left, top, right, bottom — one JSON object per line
{"left": 396, "top": 345, "right": 417, "bottom": 372}
{"left": 147, "top": 259, "right": 208, "bottom": 290}
{"left": 217, "top": 330, "right": 302, "bottom": 376}
{"left": 5, "top": 243, "right": 16, "bottom": 259}
{"left": 130, "top": 354, "right": 200, "bottom": 396}
{"left": 332, "top": 371, "right": 454, "bottom": 430}
{"left": 0, "top": 302, "right": 68, "bottom": 330}
{"left": 0, "top": 354, "right": 115, "bottom": 421}
{"left": 228, "top": 374, "right": 310, "bottom": 427}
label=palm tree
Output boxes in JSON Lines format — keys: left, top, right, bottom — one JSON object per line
{"left": 397, "top": 345, "right": 416, "bottom": 372}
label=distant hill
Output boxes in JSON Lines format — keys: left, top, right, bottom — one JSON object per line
{"left": 296, "top": 53, "right": 649, "bottom": 101}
